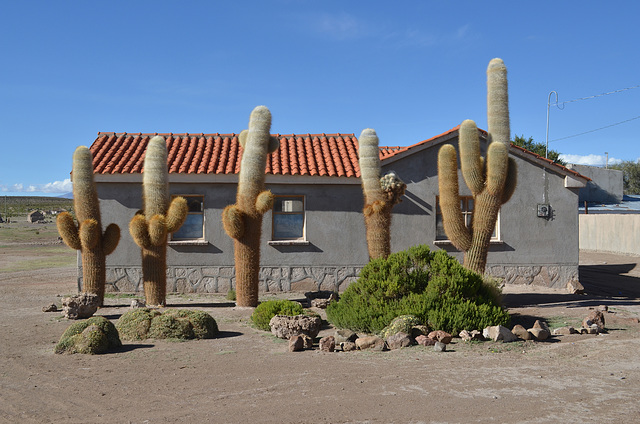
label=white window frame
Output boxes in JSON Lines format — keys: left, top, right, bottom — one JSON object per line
{"left": 268, "top": 195, "right": 309, "bottom": 246}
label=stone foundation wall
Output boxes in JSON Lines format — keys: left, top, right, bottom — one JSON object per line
{"left": 78, "top": 263, "right": 579, "bottom": 294}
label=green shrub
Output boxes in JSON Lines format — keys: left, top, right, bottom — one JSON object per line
{"left": 55, "top": 316, "right": 122, "bottom": 354}
{"left": 326, "top": 245, "right": 510, "bottom": 334}
{"left": 250, "top": 299, "right": 304, "bottom": 331}
{"left": 116, "top": 308, "right": 218, "bottom": 341}
{"left": 226, "top": 289, "right": 236, "bottom": 301}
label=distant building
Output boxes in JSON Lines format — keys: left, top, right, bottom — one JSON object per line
{"left": 27, "top": 210, "right": 45, "bottom": 223}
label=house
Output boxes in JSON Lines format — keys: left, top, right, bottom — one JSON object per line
{"left": 27, "top": 210, "right": 45, "bottom": 223}
{"left": 83, "top": 127, "right": 589, "bottom": 294}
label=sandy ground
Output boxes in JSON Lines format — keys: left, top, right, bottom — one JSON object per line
{"left": 1, "top": 251, "right": 640, "bottom": 424}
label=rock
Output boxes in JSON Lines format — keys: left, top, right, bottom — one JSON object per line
{"left": 301, "top": 334, "right": 314, "bottom": 349}
{"left": 433, "top": 341, "right": 446, "bottom": 352}
{"left": 269, "top": 315, "right": 322, "bottom": 339}
{"left": 511, "top": 325, "right": 532, "bottom": 340}
{"left": 415, "top": 335, "right": 437, "bottom": 346}
{"left": 582, "top": 327, "right": 598, "bottom": 335}
{"left": 532, "top": 320, "right": 550, "bottom": 333}
{"left": 355, "top": 335, "right": 386, "bottom": 351}
{"left": 583, "top": 310, "right": 605, "bottom": 331}
{"left": 567, "top": 280, "right": 585, "bottom": 294}
{"left": 597, "top": 305, "right": 608, "bottom": 312}
{"left": 130, "top": 299, "right": 146, "bottom": 309}
{"left": 411, "top": 325, "right": 430, "bottom": 339}
{"left": 61, "top": 293, "right": 99, "bottom": 319}
{"left": 553, "top": 326, "right": 577, "bottom": 335}
{"left": 334, "top": 329, "right": 357, "bottom": 344}
{"left": 483, "top": 325, "right": 518, "bottom": 342}
{"left": 428, "top": 330, "right": 453, "bottom": 344}
{"left": 459, "top": 330, "right": 485, "bottom": 342}
{"left": 341, "top": 341, "right": 357, "bottom": 352}
{"left": 386, "top": 332, "right": 412, "bottom": 350}
{"left": 379, "top": 315, "right": 422, "bottom": 339}
{"left": 319, "top": 336, "right": 336, "bottom": 352}
{"left": 528, "top": 327, "right": 550, "bottom": 341}
{"left": 289, "top": 335, "right": 305, "bottom": 352}
{"left": 42, "top": 304, "right": 58, "bottom": 313}
{"left": 309, "top": 292, "right": 338, "bottom": 309}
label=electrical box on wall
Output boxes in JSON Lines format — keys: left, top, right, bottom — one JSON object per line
{"left": 537, "top": 204, "right": 551, "bottom": 218}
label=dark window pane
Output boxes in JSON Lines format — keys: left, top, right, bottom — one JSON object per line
{"left": 273, "top": 214, "right": 304, "bottom": 239}
{"left": 172, "top": 214, "right": 203, "bottom": 239}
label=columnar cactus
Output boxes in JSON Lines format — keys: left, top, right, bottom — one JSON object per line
{"left": 222, "top": 106, "right": 279, "bottom": 307}
{"left": 437, "top": 58, "right": 518, "bottom": 274}
{"left": 57, "top": 146, "right": 120, "bottom": 306}
{"left": 129, "top": 136, "right": 188, "bottom": 307}
{"left": 359, "top": 128, "right": 406, "bottom": 260}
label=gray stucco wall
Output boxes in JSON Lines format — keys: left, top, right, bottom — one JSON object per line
{"left": 567, "top": 164, "right": 623, "bottom": 204}
{"left": 90, "top": 137, "right": 582, "bottom": 293}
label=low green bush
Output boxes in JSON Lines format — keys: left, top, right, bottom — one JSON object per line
{"left": 55, "top": 316, "right": 122, "bottom": 354}
{"left": 326, "top": 245, "right": 510, "bottom": 334}
{"left": 116, "top": 308, "right": 218, "bottom": 341}
{"left": 250, "top": 299, "right": 304, "bottom": 331}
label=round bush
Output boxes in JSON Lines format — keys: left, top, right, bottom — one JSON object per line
{"left": 250, "top": 299, "right": 304, "bottom": 331}
{"left": 55, "top": 316, "right": 122, "bottom": 354}
{"left": 116, "top": 308, "right": 218, "bottom": 340}
{"left": 326, "top": 245, "right": 510, "bottom": 334}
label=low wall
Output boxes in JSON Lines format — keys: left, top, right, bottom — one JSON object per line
{"left": 580, "top": 214, "right": 640, "bottom": 256}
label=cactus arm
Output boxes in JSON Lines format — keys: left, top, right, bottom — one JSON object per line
{"left": 255, "top": 190, "right": 274, "bottom": 215}
{"left": 166, "top": 196, "right": 188, "bottom": 233}
{"left": 437, "top": 144, "right": 472, "bottom": 251}
{"left": 129, "top": 213, "right": 151, "bottom": 249}
{"left": 102, "top": 224, "right": 120, "bottom": 256}
{"left": 487, "top": 58, "right": 510, "bottom": 145}
{"left": 222, "top": 204, "right": 244, "bottom": 239}
{"left": 485, "top": 142, "right": 509, "bottom": 197}
{"left": 459, "top": 120, "right": 485, "bottom": 196}
{"left": 148, "top": 215, "right": 168, "bottom": 246}
{"left": 501, "top": 158, "right": 518, "bottom": 204}
{"left": 57, "top": 212, "right": 82, "bottom": 250}
{"left": 79, "top": 219, "right": 100, "bottom": 250}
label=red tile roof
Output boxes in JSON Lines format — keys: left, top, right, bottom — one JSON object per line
{"left": 90, "top": 132, "right": 361, "bottom": 178}
{"left": 89, "top": 127, "right": 588, "bottom": 181}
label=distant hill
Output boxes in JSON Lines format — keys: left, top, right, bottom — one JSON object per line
{"left": 58, "top": 192, "right": 74, "bottom": 199}
{"left": 1, "top": 196, "right": 74, "bottom": 219}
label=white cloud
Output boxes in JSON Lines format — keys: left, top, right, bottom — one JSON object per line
{"left": 314, "top": 12, "right": 368, "bottom": 40}
{"left": 559, "top": 154, "right": 623, "bottom": 167}
{"left": 0, "top": 178, "right": 72, "bottom": 194}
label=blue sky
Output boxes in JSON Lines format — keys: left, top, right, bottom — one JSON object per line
{"left": 2, "top": 1, "right": 639, "bottom": 196}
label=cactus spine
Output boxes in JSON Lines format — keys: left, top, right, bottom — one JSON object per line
{"left": 437, "top": 58, "right": 518, "bottom": 275}
{"left": 359, "top": 128, "right": 406, "bottom": 260}
{"left": 57, "top": 146, "right": 120, "bottom": 306}
{"left": 129, "top": 136, "right": 188, "bottom": 307}
{"left": 222, "top": 106, "right": 279, "bottom": 307}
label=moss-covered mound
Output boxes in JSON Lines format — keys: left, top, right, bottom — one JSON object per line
{"left": 326, "top": 245, "right": 510, "bottom": 334}
{"left": 379, "top": 315, "right": 423, "bottom": 339}
{"left": 55, "top": 316, "right": 122, "bottom": 354}
{"left": 250, "top": 299, "right": 304, "bottom": 331}
{"left": 116, "top": 308, "right": 218, "bottom": 341}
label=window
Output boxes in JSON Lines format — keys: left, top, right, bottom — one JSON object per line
{"left": 272, "top": 195, "right": 305, "bottom": 241}
{"left": 435, "top": 196, "right": 500, "bottom": 241}
{"left": 171, "top": 195, "right": 204, "bottom": 241}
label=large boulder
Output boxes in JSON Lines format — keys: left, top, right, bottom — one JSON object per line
{"left": 385, "top": 332, "right": 412, "bottom": 350}
{"left": 483, "top": 325, "right": 518, "bottom": 342}
{"left": 428, "top": 330, "right": 453, "bottom": 344}
{"left": 355, "top": 335, "right": 386, "bottom": 351}
{"left": 55, "top": 316, "right": 121, "bottom": 354}
{"left": 61, "top": 293, "right": 99, "bottom": 319}
{"left": 269, "top": 314, "right": 322, "bottom": 339}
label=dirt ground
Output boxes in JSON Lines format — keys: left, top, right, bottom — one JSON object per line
{"left": 1, "top": 250, "right": 640, "bottom": 424}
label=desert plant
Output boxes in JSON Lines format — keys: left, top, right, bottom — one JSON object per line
{"left": 250, "top": 299, "right": 304, "bottom": 331}
{"left": 129, "top": 136, "right": 188, "bottom": 307}
{"left": 116, "top": 308, "right": 218, "bottom": 341}
{"left": 55, "top": 316, "right": 122, "bottom": 354}
{"left": 57, "top": 146, "right": 120, "bottom": 306}
{"left": 222, "top": 106, "right": 279, "bottom": 307}
{"left": 358, "top": 128, "right": 406, "bottom": 260}
{"left": 326, "top": 245, "right": 509, "bottom": 334}
{"left": 437, "top": 58, "right": 517, "bottom": 274}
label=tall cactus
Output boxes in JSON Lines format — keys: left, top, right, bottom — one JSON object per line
{"left": 129, "top": 136, "right": 188, "bottom": 307}
{"left": 437, "top": 58, "right": 518, "bottom": 274}
{"left": 222, "top": 106, "right": 279, "bottom": 307}
{"left": 57, "top": 146, "right": 120, "bottom": 306}
{"left": 359, "top": 128, "right": 406, "bottom": 260}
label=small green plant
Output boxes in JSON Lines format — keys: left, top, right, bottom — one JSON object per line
{"left": 250, "top": 299, "right": 304, "bottom": 331}
{"left": 55, "top": 316, "right": 122, "bottom": 354}
{"left": 226, "top": 289, "right": 236, "bottom": 301}
{"left": 326, "top": 245, "right": 510, "bottom": 334}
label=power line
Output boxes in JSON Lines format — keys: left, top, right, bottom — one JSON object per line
{"left": 550, "top": 114, "right": 640, "bottom": 142}
{"left": 553, "top": 84, "right": 640, "bottom": 107}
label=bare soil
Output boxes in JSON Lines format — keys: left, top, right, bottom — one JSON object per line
{"left": 1, "top": 250, "right": 640, "bottom": 423}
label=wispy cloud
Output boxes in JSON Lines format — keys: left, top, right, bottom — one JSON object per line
{"left": 559, "top": 154, "right": 623, "bottom": 167}
{"left": 1, "top": 179, "right": 72, "bottom": 194}
{"left": 313, "top": 12, "right": 370, "bottom": 40}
